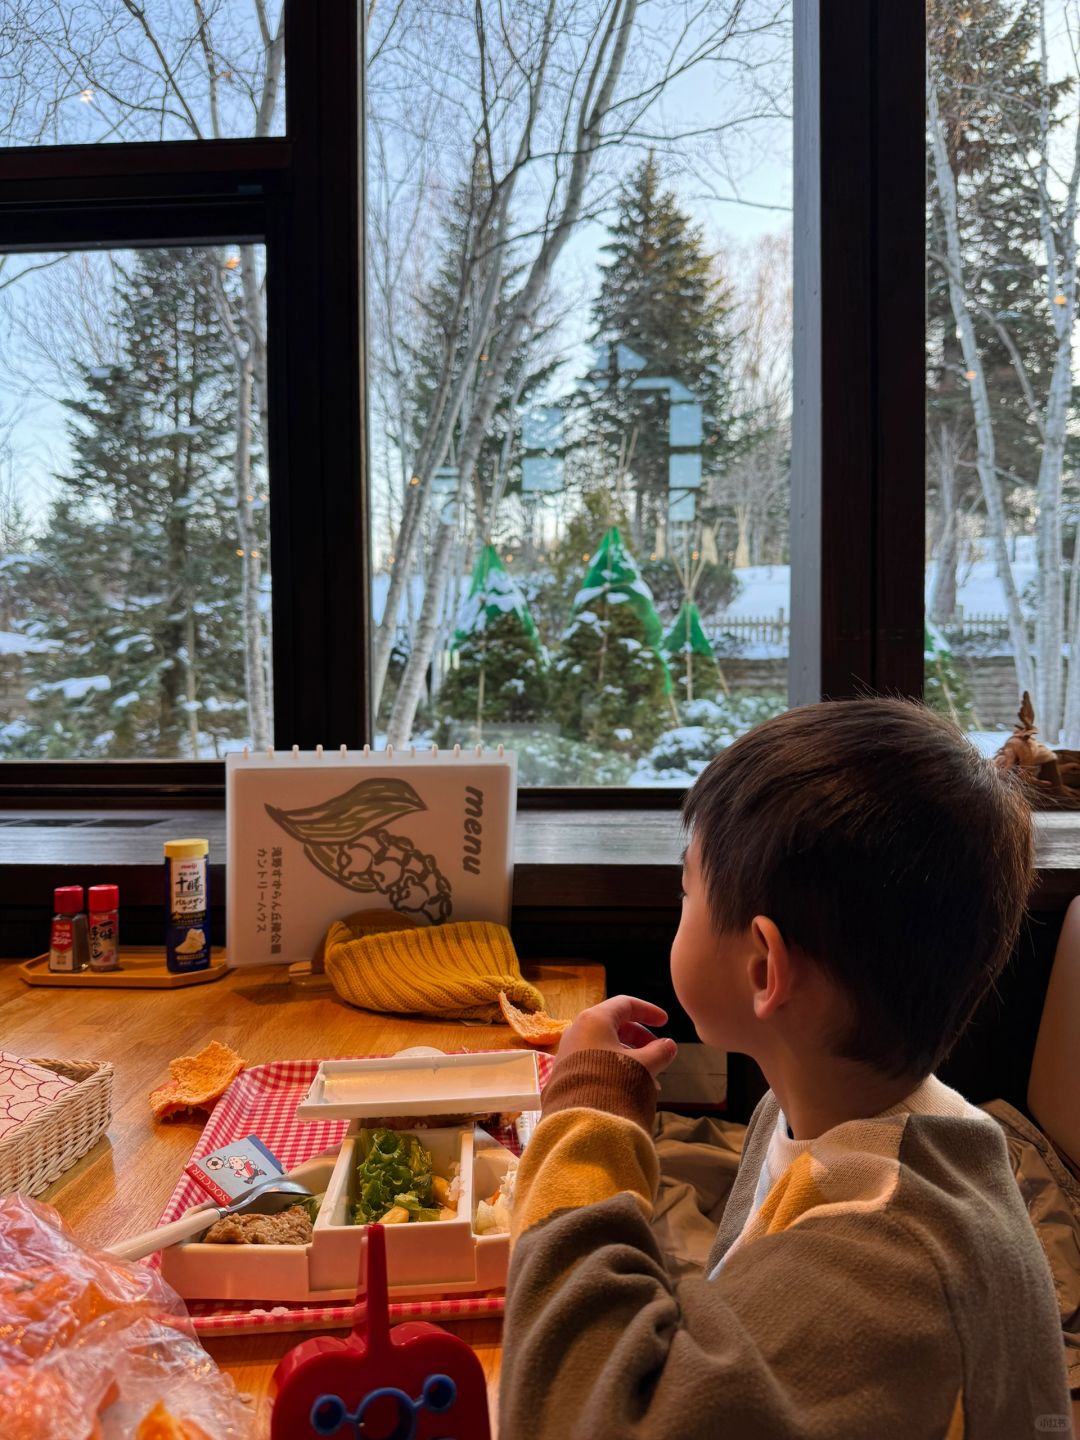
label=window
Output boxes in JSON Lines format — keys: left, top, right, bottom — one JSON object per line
{"left": 0, "top": 4, "right": 365, "bottom": 777}
{"left": 0, "top": 1, "right": 285, "bottom": 146}
{"left": 0, "top": 2, "right": 928, "bottom": 801}
{"left": 0, "top": 2, "right": 287, "bottom": 762}
{"left": 366, "top": 0, "right": 793, "bottom": 786}
{"left": 926, "top": 0, "right": 1079, "bottom": 754}
{"left": 0, "top": 245, "right": 270, "bottom": 758}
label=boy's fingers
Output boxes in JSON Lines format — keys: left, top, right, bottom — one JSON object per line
{"left": 633, "top": 1037, "right": 678, "bottom": 1079}
{"left": 617, "top": 1021, "right": 659, "bottom": 1049}
{"left": 601, "top": 994, "right": 669, "bottom": 1028}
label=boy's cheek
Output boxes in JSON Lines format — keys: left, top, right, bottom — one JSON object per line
{"left": 671, "top": 938, "right": 746, "bottom": 1050}
{"left": 669, "top": 938, "right": 709, "bottom": 1038}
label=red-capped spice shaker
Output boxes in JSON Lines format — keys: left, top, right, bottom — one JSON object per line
{"left": 88, "top": 884, "right": 120, "bottom": 972}
{"left": 49, "top": 886, "right": 90, "bottom": 973}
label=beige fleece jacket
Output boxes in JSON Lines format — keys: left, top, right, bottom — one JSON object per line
{"left": 499, "top": 1050, "right": 1070, "bottom": 1439}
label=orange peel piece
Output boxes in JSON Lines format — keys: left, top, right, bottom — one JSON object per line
{"left": 149, "top": 1039, "right": 245, "bottom": 1121}
{"left": 498, "top": 991, "right": 571, "bottom": 1047}
{"left": 135, "top": 1402, "right": 214, "bottom": 1439}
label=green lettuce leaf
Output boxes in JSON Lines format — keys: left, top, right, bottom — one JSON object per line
{"left": 392, "top": 1191, "right": 442, "bottom": 1223}
{"left": 349, "top": 1127, "right": 438, "bottom": 1225}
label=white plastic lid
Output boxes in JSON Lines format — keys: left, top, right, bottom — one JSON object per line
{"left": 295, "top": 1050, "right": 541, "bottom": 1121}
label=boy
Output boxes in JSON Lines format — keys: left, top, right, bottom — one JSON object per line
{"left": 500, "top": 699, "right": 1070, "bottom": 1439}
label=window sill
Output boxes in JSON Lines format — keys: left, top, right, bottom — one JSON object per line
{"left": 0, "top": 806, "right": 1076, "bottom": 912}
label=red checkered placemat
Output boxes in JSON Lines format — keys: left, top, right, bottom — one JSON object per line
{"left": 154, "top": 1052, "right": 552, "bottom": 1336}
{"left": 186, "top": 1290, "right": 509, "bottom": 1336}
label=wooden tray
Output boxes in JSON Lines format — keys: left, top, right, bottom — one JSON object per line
{"left": 20, "top": 946, "right": 230, "bottom": 989}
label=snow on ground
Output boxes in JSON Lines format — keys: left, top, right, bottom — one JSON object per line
{"left": 372, "top": 573, "right": 468, "bottom": 627}
{"left": 725, "top": 559, "right": 1033, "bottom": 622}
{"left": 723, "top": 565, "right": 790, "bottom": 616}
{"left": 929, "top": 560, "right": 1037, "bottom": 616}
{"left": 967, "top": 730, "right": 1012, "bottom": 757}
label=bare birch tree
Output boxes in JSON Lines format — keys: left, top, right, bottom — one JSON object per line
{"left": 1032, "top": 2, "right": 1080, "bottom": 740}
{"left": 927, "top": 66, "right": 1037, "bottom": 700}
{"left": 376, "top": 0, "right": 788, "bottom": 743}
{"left": 368, "top": 0, "right": 566, "bottom": 711}
{"left": 711, "top": 231, "right": 791, "bottom": 569}
{"left": 384, "top": 0, "right": 644, "bottom": 744}
{"left": 928, "top": 1, "right": 1080, "bottom": 740}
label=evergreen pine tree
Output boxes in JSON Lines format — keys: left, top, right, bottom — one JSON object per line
{"left": 18, "top": 248, "right": 256, "bottom": 757}
{"left": 552, "top": 526, "right": 671, "bottom": 753}
{"left": 0, "top": 478, "right": 34, "bottom": 634}
{"left": 436, "top": 543, "right": 547, "bottom": 740}
{"left": 588, "top": 154, "right": 738, "bottom": 544}
{"left": 402, "top": 176, "right": 560, "bottom": 537}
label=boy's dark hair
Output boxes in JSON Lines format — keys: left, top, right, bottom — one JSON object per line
{"left": 682, "top": 698, "right": 1034, "bottom": 1078}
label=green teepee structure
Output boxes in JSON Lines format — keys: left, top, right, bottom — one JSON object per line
{"left": 451, "top": 543, "right": 541, "bottom": 651}
{"left": 664, "top": 599, "right": 712, "bottom": 658}
{"left": 575, "top": 526, "right": 666, "bottom": 650}
{"left": 662, "top": 599, "right": 725, "bottom": 703}
{"left": 437, "top": 544, "right": 546, "bottom": 740}
{"left": 553, "top": 526, "right": 673, "bottom": 752}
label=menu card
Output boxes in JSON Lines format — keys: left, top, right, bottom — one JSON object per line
{"left": 226, "top": 747, "right": 516, "bottom": 968}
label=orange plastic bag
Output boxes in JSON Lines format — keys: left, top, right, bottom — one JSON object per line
{"left": 0, "top": 1193, "right": 251, "bottom": 1439}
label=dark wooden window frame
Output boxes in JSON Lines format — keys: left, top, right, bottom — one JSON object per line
{"left": 791, "top": 0, "right": 925, "bottom": 706}
{"left": 0, "top": 0, "right": 925, "bottom": 811}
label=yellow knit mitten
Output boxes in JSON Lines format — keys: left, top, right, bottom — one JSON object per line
{"left": 324, "top": 919, "right": 546, "bottom": 1021}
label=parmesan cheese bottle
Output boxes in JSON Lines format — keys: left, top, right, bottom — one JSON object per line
{"left": 164, "top": 838, "right": 210, "bottom": 973}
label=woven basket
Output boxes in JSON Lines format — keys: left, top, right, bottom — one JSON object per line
{"left": 0, "top": 1059, "right": 113, "bottom": 1198}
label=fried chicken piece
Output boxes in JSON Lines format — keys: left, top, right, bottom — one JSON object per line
{"left": 202, "top": 1203, "right": 313, "bottom": 1246}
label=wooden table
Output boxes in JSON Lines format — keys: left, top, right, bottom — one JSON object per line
{"left": 0, "top": 958, "right": 604, "bottom": 1437}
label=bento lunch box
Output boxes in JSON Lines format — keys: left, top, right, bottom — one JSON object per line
{"left": 159, "top": 1050, "right": 539, "bottom": 1303}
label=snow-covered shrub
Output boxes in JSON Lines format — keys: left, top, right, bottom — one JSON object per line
{"left": 635, "top": 693, "right": 787, "bottom": 782}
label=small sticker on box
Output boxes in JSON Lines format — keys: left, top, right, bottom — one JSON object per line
{"left": 185, "top": 1135, "right": 284, "bottom": 1207}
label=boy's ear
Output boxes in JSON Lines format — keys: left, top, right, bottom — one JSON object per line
{"left": 749, "top": 915, "right": 791, "bottom": 1020}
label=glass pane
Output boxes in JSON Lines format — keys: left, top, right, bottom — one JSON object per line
{"left": 0, "top": 245, "right": 272, "bottom": 758}
{"left": 926, "top": 0, "right": 1080, "bottom": 758}
{"left": 0, "top": 2, "right": 284, "bottom": 145}
{"left": 367, "top": 0, "right": 793, "bottom": 785}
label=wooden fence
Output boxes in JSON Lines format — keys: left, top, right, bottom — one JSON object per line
{"left": 714, "top": 612, "right": 788, "bottom": 644}
{"left": 943, "top": 611, "right": 1013, "bottom": 640}
{"left": 714, "top": 611, "right": 1016, "bottom": 645}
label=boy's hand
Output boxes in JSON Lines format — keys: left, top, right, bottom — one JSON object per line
{"left": 556, "top": 994, "right": 678, "bottom": 1080}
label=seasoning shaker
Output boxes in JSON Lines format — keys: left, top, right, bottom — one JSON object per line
{"left": 49, "top": 886, "right": 90, "bottom": 973}
{"left": 164, "top": 838, "right": 211, "bottom": 973}
{"left": 88, "top": 884, "right": 120, "bottom": 972}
